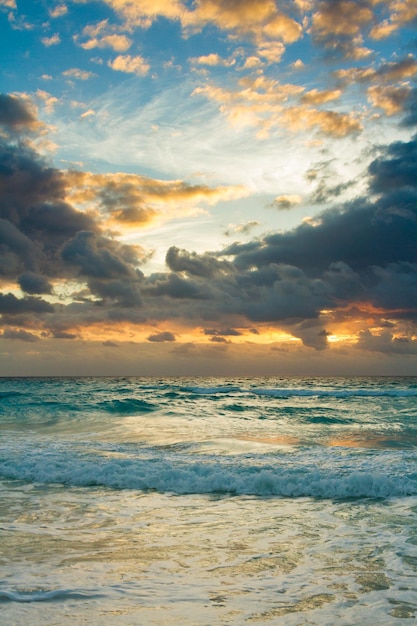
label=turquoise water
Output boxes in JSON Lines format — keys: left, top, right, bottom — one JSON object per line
{"left": 1, "top": 377, "right": 417, "bottom": 624}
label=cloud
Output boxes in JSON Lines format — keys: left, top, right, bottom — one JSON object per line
{"left": 193, "top": 75, "right": 361, "bottom": 138}
{"left": 35, "top": 90, "right": 58, "bottom": 113}
{"left": 367, "top": 84, "right": 411, "bottom": 116}
{"left": 82, "top": 34, "right": 132, "bottom": 51}
{"left": 62, "top": 68, "right": 97, "bottom": 80}
{"left": 0, "top": 0, "right": 16, "bottom": 9}
{"left": 41, "top": 33, "right": 61, "bottom": 46}
{"left": 108, "top": 54, "right": 150, "bottom": 75}
{"left": 357, "top": 330, "right": 417, "bottom": 354}
{"left": 1, "top": 328, "right": 39, "bottom": 342}
{"left": 49, "top": 5, "right": 67, "bottom": 18}
{"left": 1, "top": 92, "right": 417, "bottom": 354}
{"left": 166, "top": 246, "right": 232, "bottom": 278}
{"left": 61, "top": 231, "right": 140, "bottom": 279}
{"left": 0, "top": 293, "right": 54, "bottom": 315}
{"left": 301, "top": 89, "right": 342, "bottom": 106}
{"left": 78, "top": 20, "right": 132, "bottom": 51}
{"left": 100, "top": 0, "right": 183, "bottom": 28}
{"left": 18, "top": 271, "right": 53, "bottom": 295}
{"left": 203, "top": 327, "right": 242, "bottom": 336}
{"left": 224, "top": 221, "right": 260, "bottom": 236}
{"left": 0, "top": 93, "right": 39, "bottom": 133}
{"left": 66, "top": 170, "right": 247, "bottom": 227}
{"left": 271, "top": 195, "right": 302, "bottom": 210}
{"left": 190, "top": 53, "right": 235, "bottom": 67}
{"left": 311, "top": 0, "right": 374, "bottom": 58}
{"left": 182, "top": 0, "right": 303, "bottom": 43}
{"left": 370, "top": 0, "right": 417, "bottom": 39}
{"left": 147, "top": 331, "right": 176, "bottom": 342}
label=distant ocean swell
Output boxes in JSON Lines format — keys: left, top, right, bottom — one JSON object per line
{"left": 1, "top": 445, "right": 416, "bottom": 498}
{"left": 2, "top": 383, "right": 417, "bottom": 420}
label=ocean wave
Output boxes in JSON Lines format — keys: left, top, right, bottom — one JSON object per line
{"left": 251, "top": 388, "right": 417, "bottom": 398}
{"left": 98, "top": 398, "right": 157, "bottom": 414}
{"left": 183, "top": 386, "right": 243, "bottom": 395}
{"left": 0, "top": 390, "right": 26, "bottom": 400}
{"left": 0, "top": 589, "right": 103, "bottom": 603}
{"left": 175, "top": 384, "right": 417, "bottom": 399}
{"left": 1, "top": 449, "right": 416, "bottom": 499}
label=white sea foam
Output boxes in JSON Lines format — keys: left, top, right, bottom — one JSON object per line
{"left": 1, "top": 445, "right": 416, "bottom": 498}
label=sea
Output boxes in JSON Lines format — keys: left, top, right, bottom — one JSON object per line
{"left": 1, "top": 376, "right": 417, "bottom": 625}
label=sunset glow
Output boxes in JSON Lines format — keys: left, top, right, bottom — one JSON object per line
{"left": 1, "top": 0, "right": 417, "bottom": 375}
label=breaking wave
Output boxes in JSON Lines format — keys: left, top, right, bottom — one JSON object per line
{"left": 1, "top": 446, "right": 416, "bottom": 499}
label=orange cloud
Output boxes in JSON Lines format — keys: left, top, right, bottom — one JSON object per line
{"left": 182, "top": 0, "right": 303, "bottom": 43}
{"left": 193, "top": 75, "right": 361, "bottom": 138}
{"left": 367, "top": 84, "right": 411, "bottom": 115}
{"left": 108, "top": 54, "right": 150, "bottom": 75}
{"left": 190, "top": 53, "right": 235, "bottom": 67}
{"left": 301, "top": 88, "right": 342, "bottom": 105}
{"left": 65, "top": 170, "right": 248, "bottom": 227}
{"left": 370, "top": 0, "right": 417, "bottom": 39}
{"left": 100, "top": 0, "right": 184, "bottom": 28}
{"left": 312, "top": 1, "right": 373, "bottom": 36}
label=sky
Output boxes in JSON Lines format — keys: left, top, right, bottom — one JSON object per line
{"left": 1, "top": 0, "right": 417, "bottom": 376}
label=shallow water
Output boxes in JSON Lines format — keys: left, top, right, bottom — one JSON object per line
{"left": 1, "top": 377, "right": 417, "bottom": 624}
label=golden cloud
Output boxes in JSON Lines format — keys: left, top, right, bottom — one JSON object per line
{"left": 256, "top": 41, "right": 285, "bottom": 63}
{"left": 281, "top": 106, "right": 362, "bottom": 137}
{"left": 194, "top": 75, "right": 360, "bottom": 138}
{"left": 108, "top": 54, "right": 150, "bottom": 75}
{"left": 182, "top": 0, "right": 303, "bottom": 43}
{"left": 301, "top": 88, "right": 342, "bottom": 105}
{"left": 312, "top": 0, "right": 373, "bottom": 37}
{"left": 81, "top": 33, "right": 132, "bottom": 51}
{"left": 367, "top": 84, "right": 411, "bottom": 115}
{"left": 100, "top": 0, "right": 184, "bottom": 28}
{"left": 65, "top": 171, "right": 249, "bottom": 227}
{"left": 190, "top": 53, "right": 235, "bottom": 67}
{"left": 370, "top": 0, "right": 417, "bottom": 39}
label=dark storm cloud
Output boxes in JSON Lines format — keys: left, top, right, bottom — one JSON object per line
{"left": 0, "top": 293, "right": 54, "bottom": 314}
{"left": 166, "top": 246, "right": 231, "bottom": 278}
{"left": 357, "top": 330, "right": 417, "bottom": 354}
{"left": 203, "top": 328, "right": 242, "bottom": 336}
{"left": 144, "top": 272, "right": 210, "bottom": 300}
{"left": 1, "top": 328, "right": 39, "bottom": 342}
{"left": 222, "top": 133, "right": 417, "bottom": 276}
{"left": 0, "top": 94, "right": 37, "bottom": 131}
{"left": 52, "top": 330, "right": 78, "bottom": 339}
{"left": 0, "top": 94, "right": 146, "bottom": 332}
{"left": 87, "top": 277, "right": 142, "bottom": 307}
{"left": 18, "top": 271, "right": 53, "bottom": 295}
{"left": 147, "top": 331, "right": 176, "bottom": 342}
{"left": 0, "top": 137, "right": 97, "bottom": 283}
{"left": 401, "top": 88, "right": 417, "bottom": 127}
{"left": 148, "top": 133, "right": 417, "bottom": 344}
{"left": 368, "top": 137, "right": 417, "bottom": 193}
{"left": 210, "top": 336, "right": 228, "bottom": 343}
{"left": 61, "top": 231, "right": 138, "bottom": 279}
